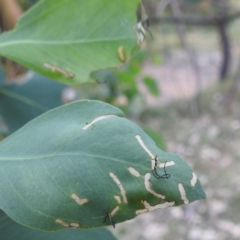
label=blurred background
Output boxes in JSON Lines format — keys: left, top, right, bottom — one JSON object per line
{"left": 1, "top": 0, "right": 240, "bottom": 239}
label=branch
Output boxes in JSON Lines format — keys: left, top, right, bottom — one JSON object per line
{"left": 149, "top": 11, "right": 240, "bottom": 26}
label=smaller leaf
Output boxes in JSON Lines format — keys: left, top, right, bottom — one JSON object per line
{"left": 143, "top": 76, "right": 159, "bottom": 96}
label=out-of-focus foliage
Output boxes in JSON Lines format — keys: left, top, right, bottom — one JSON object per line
{"left": 0, "top": 68, "right": 66, "bottom": 135}
{"left": 143, "top": 76, "right": 160, "bottom": 96}
{"left": 143, "top": 127, "right": 167, "bottom": 151}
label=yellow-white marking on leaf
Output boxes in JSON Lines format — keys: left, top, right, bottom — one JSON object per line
{"left": 43, "top": 63, "right": 75, "bottom": 79}
{"left": 159, "top": 161, "right": 175, "bottom": 168}
{"left": 191, "top": 172, "right": 198, "bottom": 186}
{"left": 136, "top": 209, "right": 148, "bottom": 215}
{"left": 151, "top": 159, "right": 156, "bottom": 170}
{"left": 111, "top": 206, "right": 120, "bottom": 216}
{"left": 56, "top": 219, "right": 69, "bottom": 228}
{"left": 136, "top": 200, "right": 175, "bottom": 215}
{"left": 69, "top": 223, "right": 80, "bottom": 228}
{"left": 83, "top": 115, "right": 116, "bottom": 130}
{"left": 71, "top": 193, "right": 88, "bottom": 205}
{"left": 128, "top": 167, "right": 141, "bottom": 177}
{"left": 144, "top": 173, "right": 165, "bottom": 199}
{"left": 178, "top": 183, "right": 189, "bottom": 204}
{"left": 135, "top": 135, "right": 155, "bottom": 159}
{"left": 114, "top": 195, "right": 121, "bottom": 204}
{"left": 109, "top": 172, "right": 128, "bottom": 203}
{"left": 56, "top": 219, "right": 80, "bottom": 228}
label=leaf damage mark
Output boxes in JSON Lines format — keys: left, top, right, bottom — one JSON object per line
{"left": 159, "top": 161, "right": 175, "bottom": 168}
{"left": 178, "top": 183, "right": 189, "bottom": 204}
{"left": 144, "top": 173, "right": 165, "bottom": 199}
{"left": 191, "top": 172, "right": 198, "bottom": 186}
{"left": 82, "top": 115, "right": 117, "bottom": 130}
{"left": 128, "top": 167, "right": 141, "bottom": 177}
{"left": 71, "top": 193, "right": 88, "bottom": 205}
{"left": 135, "top": 135, "right": 155, "bottom": 159}
{"left": 56, "top": 219, "right": 80, "bottom": 228}
{"left": 43, "top": 63, "right": 75, "bottom": 79}
{"left": 111, "top": 206, "right": 120, "bottom": 216}
{"left": 114, "top": 195, "right": 121, "bottom": 204}
{"left": 109, "top": 172, "right": 128, "bottom": 204}
{"left": 136, "top": 200, "right": 175, "bottom": 215}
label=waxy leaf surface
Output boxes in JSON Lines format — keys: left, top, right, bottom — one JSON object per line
{"left": 0, "top": 0, "right": 139, "bottom": 85}
{"left": 0, "top": 100, "right": 205, "bottom": 231}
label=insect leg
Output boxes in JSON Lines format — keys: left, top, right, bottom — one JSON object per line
{"left": 103, "top": 213, "right": 115, "bottom": 228}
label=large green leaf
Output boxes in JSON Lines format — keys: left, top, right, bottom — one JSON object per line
{"left": 0, "top": 100, "right": 205, "bottom": 231}
{"left": 0, "top": 210, "right": 116, "bottom": 240}
{"left": 0, "top": 72, "right": 66, "bottom": 135}
{"left": 0, "top": 0, "right": 139, "bottom": 85}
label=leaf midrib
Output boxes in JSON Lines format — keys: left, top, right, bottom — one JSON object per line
{"left": 0, "top": 152, "right": 148, "bottom": 168}
{"left": 0, "top": 36, "right": 136, "bottom": 48}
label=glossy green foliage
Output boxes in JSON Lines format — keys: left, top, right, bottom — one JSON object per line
{"left": 0, "top": 210, "right": 116, "bottom": 240}
{"left": 0, "top": 100, "right": 205, "bottom": 231}
{"left": 0, "top": 0, "right": 139, "bottom": 85}
{"left": 0, "top": 72, "right": 66, "bottom": 135}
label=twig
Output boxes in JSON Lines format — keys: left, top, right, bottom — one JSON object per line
{"left": 169, "top": 0, "right": 200, "bottom": 118}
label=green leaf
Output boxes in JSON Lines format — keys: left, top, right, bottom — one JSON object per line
{"left": 0, "top": 0, "right": 139, "bottom": 85}
{"left": 143, "top": 76, "right": 159, "bottom": 96}
{"left": 0, "top": 210, "right": 117, "bottom": 240}
{"left": 0, "top": 100, "right": 205, "bottom": 231}
{"left": 0, "top": 72, "right": 66, "bottom": 135}
{"left": 143, "top": 127, "right": 167, "bottom": 151}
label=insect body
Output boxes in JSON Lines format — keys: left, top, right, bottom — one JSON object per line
{"left": 117, "top": 46, "right": 127, "bottom": 63}
{"left": 152, "top": 156, "right": 171, "bottom": 179}
{"left": 103, "top": 212, "right": 115, "bottom": 228}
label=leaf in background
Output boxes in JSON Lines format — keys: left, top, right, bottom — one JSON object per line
{"left": 143, "top": 127, "right": 167, "bottom": 151}
{"left": 0, "top": 210, "right": 117, "bottom": 240}
{"left": 18, "top": 0, "right": 40, "bottom": 9}
{"left": 0, "top": 72, "right": 66, "bottom": 135}
{"left": 0, "top": 0, "right": 140, "bottom": 85}
{"left": 0, "top": 100, "right": 205, "bottom": 231}
{"left": 0, "top": 66, "right": 5, "bottom": 85}
{"left": 143, "top": 76, "right": 159, "bottom": 96}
